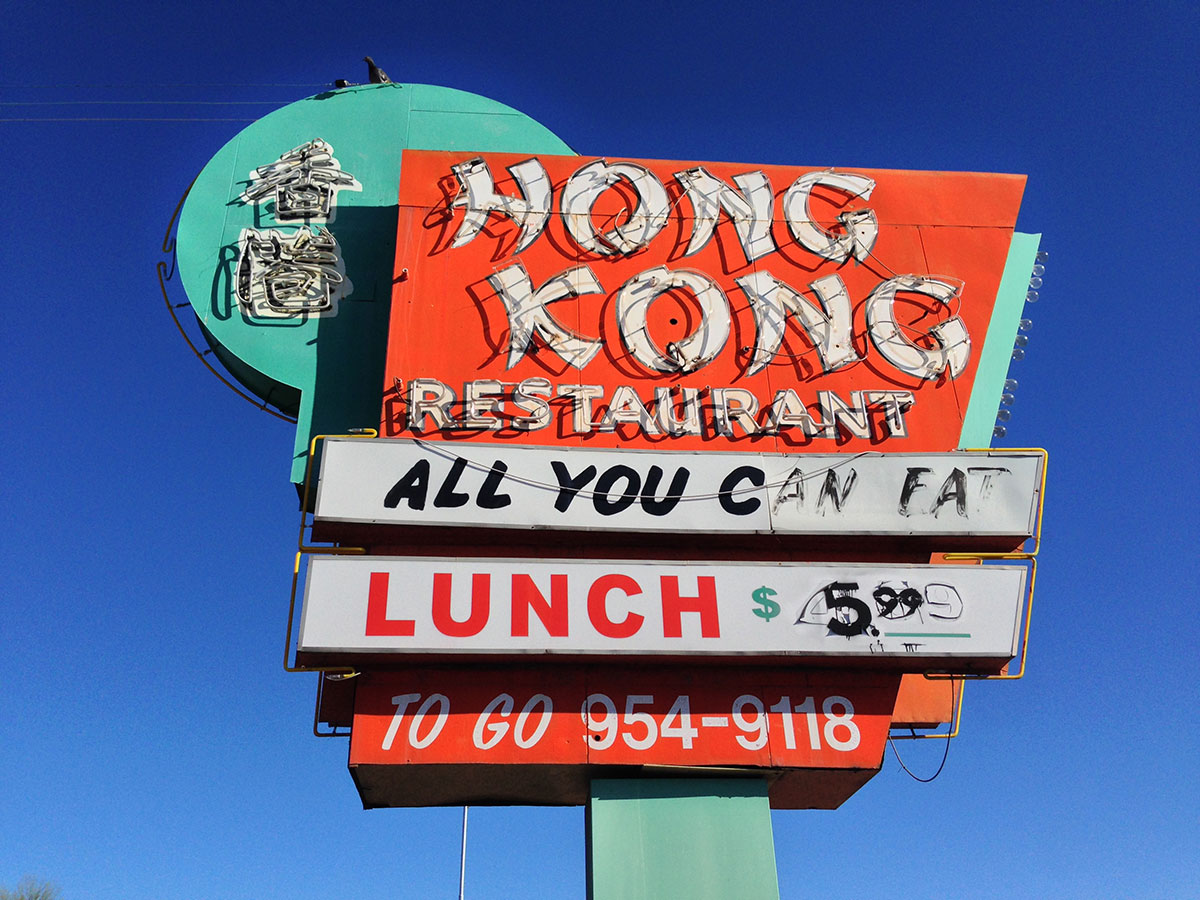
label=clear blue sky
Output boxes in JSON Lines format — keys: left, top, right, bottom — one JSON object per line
{"left": 2, "top": 2, "right": 1197, "bottom": 898}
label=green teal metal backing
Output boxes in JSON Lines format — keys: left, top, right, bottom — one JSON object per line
{"left": 174, "top": 84, "right": 573, "bottom": 483}
{"left": 588, "top": 779, "right": 780, "bottom": 900}
{"left": 958, "top": 231, "right": 1041, "bottom": 447}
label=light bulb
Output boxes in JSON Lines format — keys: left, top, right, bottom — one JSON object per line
{"left": 1012, "top": 348, "right": 1025, "bottom": 360}
{"left": 993, "top": 425, "right": 1007, "bottom": 438}
{"left": 997, "top": 409, "right": 1012, "bottom": 422}
{"left": 1002, "top": 392, "right": 1016, "bottom": 405}
{"left": 1015, "top": 334, "right": 1029, "bottom": 347}
{"left": 1032, "top": 264, "right": 1045, "bottom": 276}
{"left": 1029, "top": 276, "right": 1043, "bottom": 289}
{"left": 1005, "top": 378, "right": 1019, "bottom": 391}
{"left": 1036, "top": 250, "right": 1048, "bottom": 263}
{"left": 1020, "top": 318, "right": 1033, "bottom": 331}
{"left": 1027, "top": 290, "right": 1039, "bottom": 303}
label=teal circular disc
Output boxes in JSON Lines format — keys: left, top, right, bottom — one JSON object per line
{"left": 175, "top": 83, "right": 573, "bottom": 480}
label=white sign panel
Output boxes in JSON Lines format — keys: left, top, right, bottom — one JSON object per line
{"left": 297, "top": 556, "right": 1026, "bottom": 668}
{"left": 313, "top": 440, "right": 1042, "bottom": 538}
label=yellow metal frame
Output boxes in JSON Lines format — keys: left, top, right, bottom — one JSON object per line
{"left": 973, "top": 447, "right": 1049, "bottom": 558}
{"left": 312, "top": 672, "right": 355, "bottom": 738}
{"left": 286, "top": 441, "right": 1046, "bottom": 734}
{"left": 926, "top": 447, "right": 1046, "bottom": 682}
{"left": 922, "top": 554, "right": 1037, "bottom": 682}
{"left": 282, "top": 431, "right": 378, "bottom": 736}
{"left": 891, "top": 447, "right": 1046, "bottom": 738}
{"left": 890, "top": 677, "right": 965, "bottom": 741}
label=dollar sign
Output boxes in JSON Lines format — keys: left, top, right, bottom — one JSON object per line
{"left": 752, "top": 586, "right": 781, "bottom": 621}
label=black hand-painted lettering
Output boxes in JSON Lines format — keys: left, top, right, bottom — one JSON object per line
{"left": 966, "top": 466, "right": 1011, "bottom": 502}
{"left": 640, "top": 466, "right": 689, "bottom": 516}
{"left": 873, "top": 585, "right": 924, "bottom": 619}
{"left": 477, "top": 461, "right": 512, "bottom": 509}
{"left": 551, "top": 461, "right": 597, "bottom": 513}
{"left": 771, "top": 467, "right": 805, "bottom": 514}
{"left": 821, "top": 581, "right": 874, "bottom": 637}
{"left": 593, "top": 465, "right": 640, "bottom": 516}
{"left": 719, "top": 466, "right": 765, "bottom": 516}
{"left": 933, "top": 467, "right": 967, "bottom": 517}
{"left": 873, "top": 585, "right": 900, "bottom": 617}
{"left": 816, "top": 468, "right": 857, "bottom": 513}
{"left": 432, "top": 456, "right": 470, "bottom": 508}
{"left": 898, "top": 467, "right": 931, "bottom": 516}
{"left": 383, "top": 458, "right": 430, "bottom": 510}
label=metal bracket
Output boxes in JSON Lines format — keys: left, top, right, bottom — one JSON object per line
{"left": 284, "top": 431, "right": 378, "bottom": 683}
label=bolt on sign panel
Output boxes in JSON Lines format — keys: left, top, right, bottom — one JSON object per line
{"left": 297, "top": 556, "right": 1026, "bottom": 673}
{"left": 348, "top": 666, "right": 899, "bottom": 809}
{"left": 381, "top": 151, "right": 1026, "bottom": 453}
{"left": 313, "top": 439, "right": 1042, "bottom": 539}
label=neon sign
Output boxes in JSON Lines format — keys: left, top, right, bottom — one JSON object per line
{"left": 382, "top": 151, "right": 1027, "bottom": 452}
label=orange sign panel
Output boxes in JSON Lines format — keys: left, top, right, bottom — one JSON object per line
{"left": 382, "top": 151, "right": 1025, "bottom": 452}
{"left": 350, "top": 666, "right": 898, "bottom": 771}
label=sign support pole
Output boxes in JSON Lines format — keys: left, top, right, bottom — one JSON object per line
{"left": 587, "top": 778, "right": 781, "bottom": 900}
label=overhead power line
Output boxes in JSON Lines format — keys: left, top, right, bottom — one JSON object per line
{"left": 0, "top": 116, "right": 259, "bottom": 122}
{"left": 0, "top": 100, "right": 288, "bottom": 106}
{"left": 0, "top": 82, "right": 329, "bottom": 88}
{"left": 0, "top": 91, "right": 322, "bottom": 121}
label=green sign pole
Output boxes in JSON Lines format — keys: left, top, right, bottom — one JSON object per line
{"left": 588, "top": 778, "right": 781, "bottom": 900}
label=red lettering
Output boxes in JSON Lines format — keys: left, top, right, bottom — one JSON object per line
{"left": 364, "top": 572, "right": 415, "bottom": 636}
{"left": 431, "top": 572, "right": 491, "bottom": 637}
{"left": 587, "top": 574, "right": 644, "bottom": 639}
{"left": 511, "top": 574, "right": 569, "bottom": 637}
{"left": 661, "top": 575, "right": 720, "bottom": 638}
